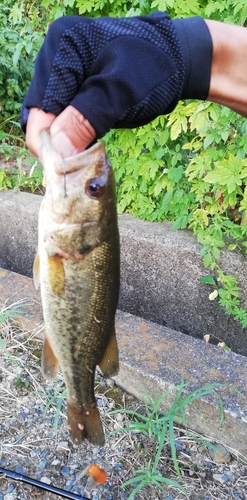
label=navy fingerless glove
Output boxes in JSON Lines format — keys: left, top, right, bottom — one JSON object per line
{"left": 21, "top": 13, "right": 212, "bottom": 137}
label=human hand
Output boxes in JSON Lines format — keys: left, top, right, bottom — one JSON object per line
{"left": 21, "top": 12, "right": 187, "bottom": 157}
{"left": 26, "top": 107, "right": 96, "bottom": 158}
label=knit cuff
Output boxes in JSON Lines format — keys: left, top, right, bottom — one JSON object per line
{"left": 173, "top": 16, "right": 212, "bottom": 100}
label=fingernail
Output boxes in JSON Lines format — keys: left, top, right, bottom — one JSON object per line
{"left": 50, "top": 131, "right": 76, "bottom": 158}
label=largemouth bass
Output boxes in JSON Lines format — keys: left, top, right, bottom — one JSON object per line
{"left": 34, "top": 130, "right": 120, "bottom": 446}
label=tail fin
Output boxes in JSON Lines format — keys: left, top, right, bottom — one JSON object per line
{"left": 67, "top": 401, "right": 105, "bottom": 446}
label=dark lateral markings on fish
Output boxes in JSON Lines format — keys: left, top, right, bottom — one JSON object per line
{"left": 33, "top": 131, "right": 120, "bottom": 446}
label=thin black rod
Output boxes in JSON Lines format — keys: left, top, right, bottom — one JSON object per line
{"left": 0, "top": 467, "right": 90, "bottom": 500}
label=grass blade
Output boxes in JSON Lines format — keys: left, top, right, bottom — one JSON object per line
{"left": 169, "top": 415, "right": 180, "bottom": 477}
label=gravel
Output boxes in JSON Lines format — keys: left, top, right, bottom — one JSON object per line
{"left": 1, "top": 311, "right": 247, "bottom": 499}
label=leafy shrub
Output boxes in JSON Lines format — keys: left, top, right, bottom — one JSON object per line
{"left": 2, "top": 0, "right": 247, "bottom": 329}
{"left": 0, "top": 1, "right": 45, "bottom": 155}
{"left": 104, "top": 1, "right": 247, "bottom": 329}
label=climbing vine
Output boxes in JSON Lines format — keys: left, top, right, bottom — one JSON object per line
{"left": 1, "top": 0, "right": 247, "bottom": 329}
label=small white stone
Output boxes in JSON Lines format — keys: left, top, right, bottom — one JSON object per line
{"left": 51, "top": 459, "right": 60, "bottom": 465}
{"left": 41, "top": 476, "right": 51, "bottom": 484}
{"left": 212, "top": 474, "right": 227, "bottom": 484}
{"left": 57, "top": 441, "right": 69, "bottom": 451}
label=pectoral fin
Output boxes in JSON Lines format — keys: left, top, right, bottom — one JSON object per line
{"left": 48, "top": 255, "right": 65, "bottom": 295}
{"left": 33, "top": 252, "right": 40, "bottom": 290}
{"left": 42, "top": 334, "right": 59, "bottom": 380}
{"left": 98, "top": 328, "right": 119, "bottom": 377}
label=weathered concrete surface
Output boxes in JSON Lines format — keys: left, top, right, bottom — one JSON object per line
{"left": 119, "top": 215, "right": 247, "bottom": 356}
{"left": 0, "top": 191, "right": 40, "bottom": 277}
{"left": 0, "top": 267, "right": 43, "bottom": 329}
{"left": 0, "top": 191, "right": 247, "bottom": 355}
{"left": 1, "top": 267, "right": 247, "bottom": 455}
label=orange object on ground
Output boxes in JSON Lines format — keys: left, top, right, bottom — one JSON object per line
{"left": 87, "top": 464, "right": 108, "bottom": 485}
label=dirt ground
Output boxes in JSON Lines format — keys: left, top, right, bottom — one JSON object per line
{"left": 1, "top": 306, "right": 247, "bottom": 500}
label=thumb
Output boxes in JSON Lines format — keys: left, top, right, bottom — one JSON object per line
{"left": 25, "top": 106, "right": 96, "bottom": 158}
{"left": 50, "top": 105, "right": 96, "bottom": 157}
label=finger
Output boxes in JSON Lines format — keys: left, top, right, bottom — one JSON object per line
{"left": 26, "top": 108, "right": 56, "bottom": 157}
{"left": 50, "top": 106, "right": 96, "bottom": 157}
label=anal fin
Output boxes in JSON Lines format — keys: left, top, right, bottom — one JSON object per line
{"left": 67, "top": 402, "right": 105, "bottom": 446}
{"left": 41, "top": 334, "right": 59, "bottom": 380}
{"left": 98, "top": 327, "right": 119, "bottom": 377}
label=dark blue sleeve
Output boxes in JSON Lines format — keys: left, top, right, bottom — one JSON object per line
{"left": 173, "top": 17, "right": 212, "bottom": 100}
{"left": 21, "top": 13, "right": 212, "bottom": 137}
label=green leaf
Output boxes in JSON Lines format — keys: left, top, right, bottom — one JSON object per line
{"left": 172, "top": 215, "right": 189, "bottom": 230}
{"left": 25, "top": 41, "right": 33, "bottom": 55}
{"left": 12, "top": 48, "right": 20, "bottom": 66}
{"left": 170, "top": 117, "right": 187, "bottom": 140}
{"left": 151, "top": 0, "right": 174, "bottom": 10}
{"left": 228, "top": 243, "right": 237, "bottom": 251}
{"left": 203, "top": 253, "right": 213, "bottom": 267}
{"left": 161, "top": 190, "right": 173, "bottom": 207}
{"left": 200, "top": 276, "right": 216, "bottom": 285}
{"left": 122, "top": 474, "right": 148, "bottom": 487}
{"left": 204, "top": 135, "right": 214, "bottom": 149}
{"left": 221, "top": 130, "right": 229, "bottom": 141}
{"left": 167, "top": 165, "right": 184, "bottom": 182}
{"left": 204, "top": 156, "right": 245, "bottom": 193}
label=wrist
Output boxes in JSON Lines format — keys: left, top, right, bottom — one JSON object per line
{"left": 173, "top": 17, "right": 212, "bottom": 100}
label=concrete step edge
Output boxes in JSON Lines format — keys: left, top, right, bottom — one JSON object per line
{"left": 1, "top": 190, "right": 247, "bottom": 357}
{"left": 0, "top": 267, "right": 247, "bottom": 455}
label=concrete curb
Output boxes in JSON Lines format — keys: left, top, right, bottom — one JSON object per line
{"left": 1, "top": 267, "right": 247, "bottom": 455}
{"left": 0, "top": 191, "right": 247, "bottom": 355}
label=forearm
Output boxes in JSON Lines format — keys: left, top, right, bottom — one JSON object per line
{"left": 206, "top": 20, "right": 247, "bottom": 118}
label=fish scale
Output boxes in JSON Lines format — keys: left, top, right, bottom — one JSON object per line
{"left": 34, "top": 131, "right": 120, "bottom": 445}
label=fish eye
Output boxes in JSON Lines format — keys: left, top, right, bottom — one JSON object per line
{"left": 86, "top": 177, "right": 105, "bottom": 198}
